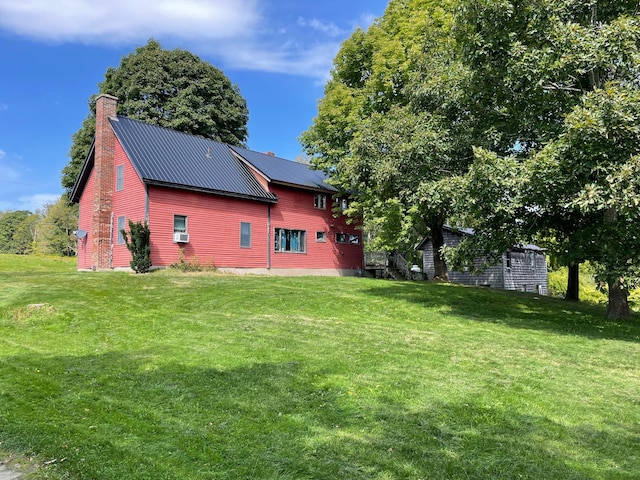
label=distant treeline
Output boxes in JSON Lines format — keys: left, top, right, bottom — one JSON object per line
{"left": 0, "top": 195, "right": 78, "bottom": 256}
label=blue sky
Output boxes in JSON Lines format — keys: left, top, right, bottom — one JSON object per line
{"left": 0, "top": 0, "right": 388, "bottom": 212}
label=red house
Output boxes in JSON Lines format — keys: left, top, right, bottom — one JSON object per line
{"left": 70, "top": 94, "right": 363, "bottom": 275}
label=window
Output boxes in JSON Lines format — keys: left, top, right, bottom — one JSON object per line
{"left": 349, "top": 234, "right": 360, "bottom": 245}
{"left": 275, "top": 228, "right": 306, "bottom": 253}
{"left": 174, "top": 215, "right": 187, "bottom": 233}
{"left": 336, "top": 198, "right": 349, "bottom": 210}
{"left": 316, "top": 231, "right": 327, "bottom": 242}
{"left": 116, "top": 165, "right": 124, "bottom": 191}
{"left": 314, "top": 194, "right": 326, "bottom": 209}
{"left": 336, "top": 233, "right": 348, "bottom": 244}
{"left": 240, "top": 222, "right": 251, "bottom": 248}
{"left": 117, "top": 215, "right": 125, "bottom": 245}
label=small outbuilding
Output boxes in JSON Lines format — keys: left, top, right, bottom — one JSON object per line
{"left": 417, "top": 226, "right": 548, "bottom": 295}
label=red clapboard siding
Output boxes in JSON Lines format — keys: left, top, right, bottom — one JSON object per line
{"left": 111, "top": 140, "right": 148, "bottom": 268}
{"left": 77, "top": 168, "right": 95, "bottom": 270}
{"left": 270, "top": 185, "right": 363, "bottom": 270}
{"left": 148, "top": 185, "right": 269, "bottom": 268}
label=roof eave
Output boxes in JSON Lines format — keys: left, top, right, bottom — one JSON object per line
{"left": 271, "top": 180, "right": 337, "bottom": 193}
{"left": 69, "top": 140, "right": 96, "bottom": 203}
{"left": 143, "top": 180, "right": 279, "bottom": 204}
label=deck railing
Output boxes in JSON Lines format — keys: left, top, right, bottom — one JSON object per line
{"left": 364, "top": 251, "right": 389, "bottom": 268}
{"left": 392, "top": 252, "right": 409, "bottom": 279}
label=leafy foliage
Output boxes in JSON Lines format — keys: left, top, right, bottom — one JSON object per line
{"left": 37, "top": 195, "right": 79, "bottom": 256}
{"left": 0, "top": 210, "right": 31, "bottom": 253}
{"left": 301, "top": 0, "right": 471, "bottom": 278}
{"left": 12, "top": 213, "right": 42, "bottom": 255}
{"left": 169, "top": 247, "right": 216, "bottom": 272}
{"left": 63, "top": 39, "right": 249, "bottom": 194}
{"left": 449, "top": 0, "right": 640, "bottom": 318}
{"left": 122, "top": 220, "right": 152, "bottom": 273}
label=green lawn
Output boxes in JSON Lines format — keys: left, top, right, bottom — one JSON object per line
{"left": 1, "top": 254, "right": 639, "bottom": 479}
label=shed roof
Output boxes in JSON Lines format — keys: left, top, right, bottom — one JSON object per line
{"left": 416, "top": 225, "right": 544, "bottom": 252}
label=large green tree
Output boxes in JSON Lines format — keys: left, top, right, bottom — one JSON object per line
{"left": 0, "top": 210, "right": 31, "bottom": 253}
{"left": 37, "top": 195, "right": 79, "bottom": 257}
{"left": 451, "top": 0, "right": 640, "bottom": 317}
{"left": 301, "top": 0, "right": 474, "bottom": 278}
{"left": 12, "top": 212, "right": 42, "bottom": 255}
{"left": 62, "top": 39, "right": 249, "bottom": 194}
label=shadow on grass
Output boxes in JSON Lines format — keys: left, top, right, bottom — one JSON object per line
{"left": 1, "top": 352, "right": 638, "bottom": 479}
{"left": 362, "top": 281, "right": 640, "bottom": 342}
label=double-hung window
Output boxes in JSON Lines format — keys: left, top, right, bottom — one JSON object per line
{"left": 314, "top": 194, "right": 326, "bottom": 209}
{"left": 274, "top": 228, "right": 306, "bottom": 253}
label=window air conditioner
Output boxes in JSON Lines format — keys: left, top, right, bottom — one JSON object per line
{"left": 174, "top": 232, "right": 189, "bottom": 243}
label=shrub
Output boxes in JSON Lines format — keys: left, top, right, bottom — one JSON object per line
{"left": 169, "top": 247, "right": 215, "bottom": 272}
{"left": 548, "top": 262, "right": 607, "bottom": 304}
{"left": 122, "top": 220, "right": 152, "bottom": 273}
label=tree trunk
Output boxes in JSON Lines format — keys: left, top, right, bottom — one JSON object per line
{"left": 565, "top": 262, "right": 580, "bottom": 301}
{"left": 606, "top": 278, "right": 630, "bottom": 320}
{"left": 430, "top": 224, "right": 449, "bottom": 281}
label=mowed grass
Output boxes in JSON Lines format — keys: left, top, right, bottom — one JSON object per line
{"left": 0, "top": 255, "right": 639, "bottom": 479}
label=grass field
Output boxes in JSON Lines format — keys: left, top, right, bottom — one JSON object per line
{"left": 0, "top": 254, "right": 639, "bottom": 479}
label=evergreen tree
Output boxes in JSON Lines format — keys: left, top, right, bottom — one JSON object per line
{"left": 122, "top": 220, "right": 152, "bottom": 273}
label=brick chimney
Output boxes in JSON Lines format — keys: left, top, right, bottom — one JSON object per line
{"left": 92, "top": 94, "right": 118, "bottom": 270}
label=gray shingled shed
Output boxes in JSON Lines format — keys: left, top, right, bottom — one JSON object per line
{"left": 417, "top": 226, "right": 548, "bottom": 295}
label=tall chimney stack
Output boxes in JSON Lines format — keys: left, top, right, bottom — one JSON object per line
{"left": 92, "top": 94, "right": 118, "bottom": 270}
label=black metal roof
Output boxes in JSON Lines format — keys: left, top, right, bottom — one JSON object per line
{"left": 70, "top": 116, "right": 338, "bottom": 204}
{"left": 109, "top": 117, "right": 277, "bottom": 202}
{"left": 230, "top": 146, "right": 337, "bottom": 192}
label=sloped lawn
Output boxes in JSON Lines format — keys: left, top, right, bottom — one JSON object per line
{"left": 0, "top": 255, "right": 639, "bottom": 479}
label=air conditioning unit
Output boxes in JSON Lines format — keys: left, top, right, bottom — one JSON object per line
{"left": 174, "top": 232, "right": 189, "bottom": 243}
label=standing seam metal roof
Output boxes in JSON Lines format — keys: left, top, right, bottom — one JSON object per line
{"left": 109, "top": 117, "right": 277, "bottom": 202}
{"left": 229, "top": 145, "right": 337, "bottom": 192}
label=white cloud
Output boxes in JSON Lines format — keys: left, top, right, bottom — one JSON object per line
{"left": 298, "top": 17, "right": 344, "bottom": 37}
{"left": 0, "top": 0, "right": 260, "bottom": 44}
{"left": 18, "top": 193, "right": 60, "bottom": 211}
{"left": 0, "top": 0, "right": 381, "bottom": 81}
{"left": 216, "top": 39, "right": 340, "bottom": 81}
